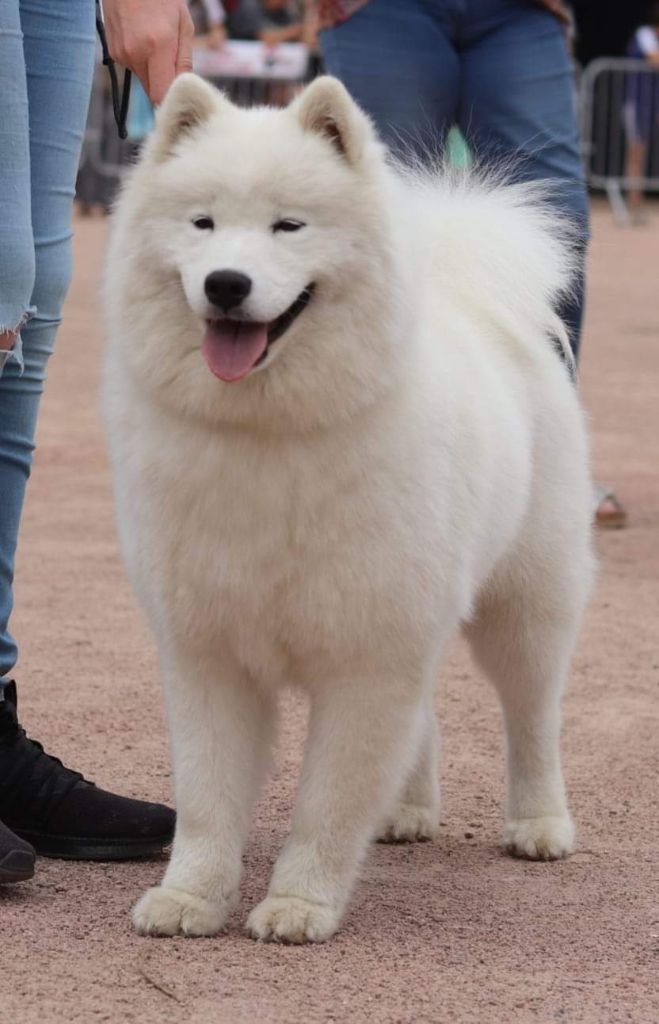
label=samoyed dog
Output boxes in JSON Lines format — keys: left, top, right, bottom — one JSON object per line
{"left": 104, "top": 73, "right": 593, "bottom": 943}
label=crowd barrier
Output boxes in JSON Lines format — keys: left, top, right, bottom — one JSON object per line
{"left": 580, "top": 58, "right": 659, "bottom": 223}
{"left": 79, "top": 53, "right": 659, "bottom": 224}
{"left": 76, "top": 41, "right": 312, "bottom": 209}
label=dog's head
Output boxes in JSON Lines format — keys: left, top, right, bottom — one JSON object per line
{"left": 107, "top": 75, "right": 408, "bottom": 430}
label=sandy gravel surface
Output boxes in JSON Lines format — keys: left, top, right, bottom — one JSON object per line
{"left": 1, "top": 202, "right": 657, "bottom": 1024}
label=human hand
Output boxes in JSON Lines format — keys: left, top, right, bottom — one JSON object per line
{"left": 102, "top": 0, "right": 194, "bottom": 105}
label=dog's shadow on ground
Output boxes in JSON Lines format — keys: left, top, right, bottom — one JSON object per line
{"left": 230, "top": 827, "right": 542, "bottom": 948}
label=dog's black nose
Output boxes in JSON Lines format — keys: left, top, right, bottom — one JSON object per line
{"left": 204, "top": 270, "right": 252, "bottom": 312}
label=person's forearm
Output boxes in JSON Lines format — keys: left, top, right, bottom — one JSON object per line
{"left": 259, "top": 24, "right": 304, "bottom": 46}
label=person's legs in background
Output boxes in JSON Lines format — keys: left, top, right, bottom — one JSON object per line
{"left": 321, "top": 1, "right": 587, "bottom": 357}
{"left": 319, "top": 0, "right": 461, "bottom": 162}
{"left": 457, "top": 0, "right": 625, "bottom": 525}
{"left": 321, "top": 0, "right": 625, "bottom": 528}
{"left": 457, "top": 0, "right": 588, "bottom": 359}
{"left": 0, "top": 0, "right": 174, "bottom": 881}
{"left": 623, "top": 101, "right": 650, "bottom": 219}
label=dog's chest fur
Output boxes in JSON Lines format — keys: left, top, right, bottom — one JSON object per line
{"left": 117, "top": 399, "right": 461, "bottom": 687}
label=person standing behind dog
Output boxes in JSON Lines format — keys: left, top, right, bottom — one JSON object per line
{"left": 623, "top": 2, "right": 659, "bottom": 220}
{"left": 0, "top": 0, "right": 194, "bottom": 883}
{"left": 316, "top": 0, "right": 627, "bottom": 529}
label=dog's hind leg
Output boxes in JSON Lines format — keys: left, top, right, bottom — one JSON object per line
{"left": 132, "top": 650, "right": 276, "bottom": 937}
{"left": 375, "top": 692, "right": 440, "bottom": 843}
{"left": 246, "top": 669, "right": 427, "bottom": 943}
{"left": 464, "top": 550, "right": 590, "bottom": 861}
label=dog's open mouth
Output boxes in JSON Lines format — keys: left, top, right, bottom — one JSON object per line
{"left": 202, "top": 284, "right": 315, "bottom": 383}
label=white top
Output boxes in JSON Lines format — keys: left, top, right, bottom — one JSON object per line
{"left": 199, "top": 0, "right": 225, "bottom": 25}
{"left": 635, "top": 26, "right": 659, "bottom": 56}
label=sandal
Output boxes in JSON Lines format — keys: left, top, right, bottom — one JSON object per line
{"left": 594, "top": 484, "right": 627, "bottom": 530}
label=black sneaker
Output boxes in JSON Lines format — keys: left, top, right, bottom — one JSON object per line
{"left": 0, "top": 681, "right": 175, "bottom": 860}
{"left": 0, "top": 818, "right": 35, "bottom": 883}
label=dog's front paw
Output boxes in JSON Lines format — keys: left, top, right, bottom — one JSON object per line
{"left": 376, "top": 803, "right": 439, "bottom": 843}
{"left": 246, "top": 896, "right": 340, "bottom": 944}
{"left": 132, "top": 885, "right": 230, "bottom": 936}
{"left": 503, "top": 815, "right": 575, "bottom": 861}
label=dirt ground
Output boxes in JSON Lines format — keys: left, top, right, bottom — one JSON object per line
{"left": 1, "top": 201, "right": 657, "bottom": 1024}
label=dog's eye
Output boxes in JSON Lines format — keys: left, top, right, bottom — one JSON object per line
{"left": 192, "top": 216, "right": 214, "bottom": 230}
{"left": 273, "top": 218, "right": 305, "bottom": 233}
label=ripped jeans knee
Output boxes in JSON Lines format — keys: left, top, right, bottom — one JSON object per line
{"left": 0, "top": 310, "right": 33, "bottom": 376}
{"left": 1, "top": 234, "right": 37, "bottom": 377}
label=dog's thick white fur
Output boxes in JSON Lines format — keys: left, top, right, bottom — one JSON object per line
{"left": 104, "top": 74, "right": 594, "bottom": 944}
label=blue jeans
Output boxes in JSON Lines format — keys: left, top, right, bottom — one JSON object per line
{"left": 320, "top": 0, "right": 589, "bottom": 357}
{"left": 0, "top": 0, "right": 95, "bottom": 678}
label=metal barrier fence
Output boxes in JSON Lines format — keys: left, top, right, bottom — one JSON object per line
{"left": 580, "top": 58, "right": 659, "bottom": 223}
{"left": 198, "top": 73, "right": 304, "bottom": 107}
{"left": 76, "top": 46, "right": 311, "bottom": 210}
{"left": 79, "top": 53, "right": 659, "bottom": 223}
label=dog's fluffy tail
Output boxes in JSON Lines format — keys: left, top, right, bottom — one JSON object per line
{"left": 402, "top": 166, "right": 579, "bottom": 377}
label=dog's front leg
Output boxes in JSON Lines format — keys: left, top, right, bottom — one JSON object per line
{"left": 133, "top": 651, "right": 275, "bottom": 936}
{"left": 247, "top": 672, "right": 424, "bottom": 943}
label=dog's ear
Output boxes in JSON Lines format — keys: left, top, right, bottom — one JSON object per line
{"left": 148, "top": 73, "right": 227, "bottom": 163}
{"left": 292, "top": 76, "right": 372, "bottom": 166}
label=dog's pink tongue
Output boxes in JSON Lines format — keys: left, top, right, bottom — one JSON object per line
{"left": 202, "top": 320, "right": 268, "bottom": 382}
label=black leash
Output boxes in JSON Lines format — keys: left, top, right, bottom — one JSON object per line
{"left": 95, "top": 0, "right": 132, "bottom": 140}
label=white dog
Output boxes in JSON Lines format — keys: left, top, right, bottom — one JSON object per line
{"left": 103, "top": 73, "right": 594, "bottom": 944}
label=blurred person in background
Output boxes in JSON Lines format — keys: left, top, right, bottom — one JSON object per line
{"left": 190, "top": 0, "right": 228, "bottom": 48}
{"left": 624, "top": 1, "right": 659, "bottom": 221}
{"left": 318, "top": 0, "right": 627, "bottom": 529}
{"left": 228, "top": 0, "right": 306, "bottom": 44}
{"left": 0, "top": 0, "right": 195, "bottom": 884}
